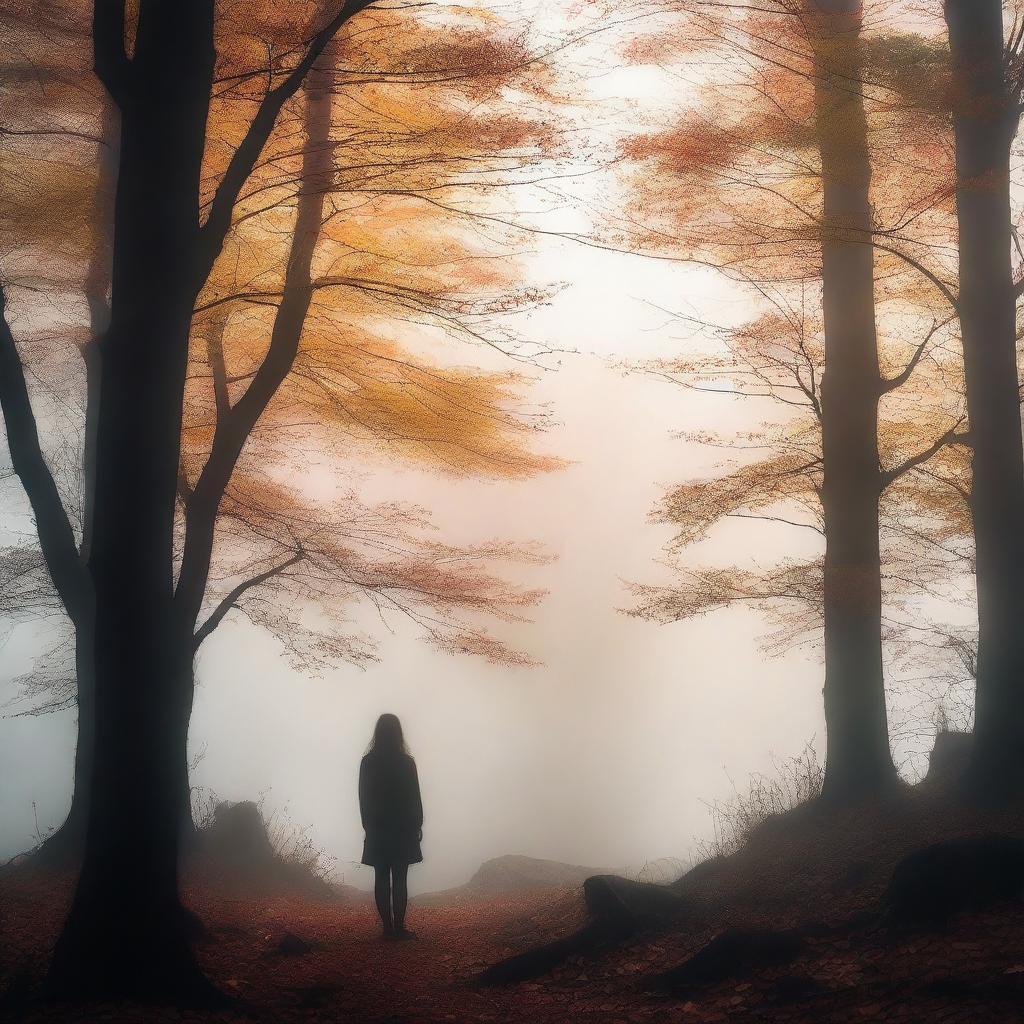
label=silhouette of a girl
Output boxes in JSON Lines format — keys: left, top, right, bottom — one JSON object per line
{"left": 359, "top": 713, "right": 423, "bottom": 939}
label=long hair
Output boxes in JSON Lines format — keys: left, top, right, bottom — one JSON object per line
{"left": 366, "top": 713, "right": 410, "bottom": 758}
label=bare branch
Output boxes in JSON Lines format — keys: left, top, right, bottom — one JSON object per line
{"left": 879, "top": 315, "right": 956, "bottom": 395}
{"left": 726, "top": 511, "right": 824, "bottom": 534}
{"left": 177, "top": 470, "right": 194, "bottom": 505}
{"left": 193, "top": 550, "right": 304, "bottom": 651}
{"left": 872, "top": 240, "right": 960, "bottom": 313}
{"left": 195, "top": 0, "right": 376, "bottom": 283}
{"left": 204, "top": 315, "right": 230, "bottom": 419}
{"left": 177, "top": 50, "right": 335, "bottom": 632}
{"left": 880, "top": 422, "right": 972, "bottom": 491}
{"left": 0, "top": 285, "right": 91, "bottom": 625}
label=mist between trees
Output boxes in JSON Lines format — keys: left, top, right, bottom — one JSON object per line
{"left": 2, "top": 0, "right": 1024, "bottom": 1004}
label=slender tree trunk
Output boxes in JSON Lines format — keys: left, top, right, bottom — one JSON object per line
{"left": 35, "top": 99, "right": 117, "bottom": 866}
{"left": 179, "top": 667, "right": 200, "bottom": 849}
{"left": 808, "top": 0, "right": 897, "bottom": 802}
{"left": 32, "top": 617, "right": 96, "bottom": 866}
{"left": 176, "top": 49, "right": 334, "bottom": 631}
{"left": 46, "top": 2, "right": 217, "bottom": 1000}
{"left": 78, "top": 94, "right": 118, "bottom": 567}
{"left": 945, "top": 0, "right": 1024, "bottom": 798}
{"left": 63, "top": 337, "right": 101, "bottom": 834}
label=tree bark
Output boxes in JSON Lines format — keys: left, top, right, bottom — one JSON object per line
{"left": 46, "top": 12, "right": 348, "bottom": 999}
{"left": 35, "top": 96, "right": 118, "bottom": 867}
{"left": 31, "top": 615, "right": 96, "bottom": 867}
{"left": 808, "top": 0, "right": 897, "bottom": 802}
{"left": 945, "top": 0, "right": 1024, "bottom": 798}
{"left": 46, "top": 0, "right": 218, "bottom": 1000}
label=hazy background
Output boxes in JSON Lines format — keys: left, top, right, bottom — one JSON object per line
{"left": 0, "top": 243, "right": 829, "bottom": 893}
{"left": 0, "top": 33, "right": 947, "bottom": 895}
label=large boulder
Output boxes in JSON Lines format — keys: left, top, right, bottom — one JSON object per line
{"left": 193, "top": 800, "right": 342, "bottom": 900}
{"left": 467, "top": 855, "right": 604, "bottom": 894}
{"left": 885, "top": 833, "right": 1024, "bottom": 926}
{"left": 478, "top": 874, "right": 689, "bottom": 986}
{"left": 200, "top": 801, "right": 277, "bottom": 869}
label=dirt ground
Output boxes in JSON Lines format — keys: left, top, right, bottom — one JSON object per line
{"left": 4, "top": 778, "right": 1024, "bottom": 1023}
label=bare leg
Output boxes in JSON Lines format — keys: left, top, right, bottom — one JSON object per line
{"left": 373, "top": 866, "right": 393, "bottom": 934}
{"left": 392, "top": 863, "right": 409, "bottom": 932}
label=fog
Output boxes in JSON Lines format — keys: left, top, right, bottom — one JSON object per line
{"left": 0, "top": 4, "right": 883, "bottom": 897}
{"left": 0, "top": 240, "right": 841, "bottom": 893}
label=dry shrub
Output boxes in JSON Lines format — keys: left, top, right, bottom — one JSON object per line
{"left": 190, "top": 787, "right": 338, "bottom": 890}
{"left": 633, "top": 857, "right": 689, "bottom": 885}
{"left": 694, "top": 742, "right": 825, "bottom": 860}
{"left": 258, "top": 795, "right": 338, "bottom": 886}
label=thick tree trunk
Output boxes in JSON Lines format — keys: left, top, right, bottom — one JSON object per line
{"left": 808, "top": 0, "right": 897, "bottom": 802}
{"left": 46, "top": 2, "right": 217, "bottom": 1001}
{"left": 40, "top": 640, "right": 198, "bottom": 868}
{"left": 945, "top": 0, "right": 1024, "bottom": 799}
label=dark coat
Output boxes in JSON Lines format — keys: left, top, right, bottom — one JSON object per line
{"left": 359, "top": 751, "right": 423, "bottom": 867}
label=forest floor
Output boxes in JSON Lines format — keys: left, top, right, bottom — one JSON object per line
{"left": 3, "top": 771, "right": 1024, "bottom": 1023}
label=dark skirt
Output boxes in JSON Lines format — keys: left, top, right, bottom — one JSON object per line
{"left": 362, "top": 827, "right": 422, "bottom": 867}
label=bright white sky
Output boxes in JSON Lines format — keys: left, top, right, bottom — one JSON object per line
{"left": 0, "top": 4, "right": 969, "bottom": 893}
